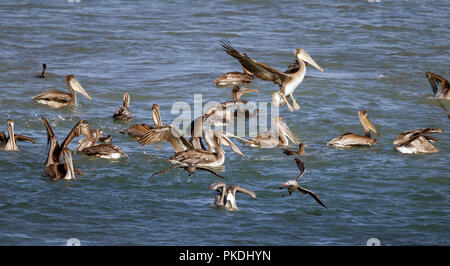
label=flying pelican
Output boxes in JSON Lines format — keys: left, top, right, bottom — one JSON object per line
{"left": 213, "top": 62, "right": 255, "bottom": 87}
{"left": 220, "top": 40, "right": 323, "bottom": 112}
{"left": 113, "top": 93, "right": 132, "bottom": 121}
{"left": 235, "top": 116, "right": 298, "bottom": 148}
{"left": 33, "top": 74, "right": 92, "bottom": 108}
{"left": 393, "top": 128, "right": 443, "bottom": 154}
{"left": 209, "top": 182, "right": 256, "bottom": 211}
{"left": 279, "top": 158, "right": 327, "bottom": 209}
{"left": 281, "top": 143, "right": 306, "bottom": 156}
{"left": 0, "top": 119, "right": 36, "bottom": 151}
{"left": 327, "top": 110, "right": 380, "bottom": 147}
{"left": 426, "top": 72, "right": 449, "bottom": 99}
{"left": 36, "top": 64, "right": 46, "bottom": 78}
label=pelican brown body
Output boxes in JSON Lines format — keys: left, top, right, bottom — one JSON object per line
{"left": 0, "top": 119, "right": 36, "bottom": 151}
{"left": 33, "top": 74, "right": 92, "bottom": 108}
{"left": 393, "top": 128, "right": 443, "bottom": 154}
{"left": 235, "top": 116, "right": 298, "bottom": 148}
{"left": 76, "top": 128, "right": 126, "bottom": 159}
{"left": 209, "top": 182, "right": 256, "bottom": 211}
{"left": 279, "top": 158, "right": 327, "bottom": 209}
{"left": 113, "top": 93, "right": 132, "bottom": 121}
{"left": 42, "top": 118, "right": 90, "bottom": 178}
{"left": 426, "top": 72, "right": 449, "bottom": 99}
{"left": 220, "top": 40, "right": 323, "bottom": 112}
{"left": 328, "top": 110, "right": 380, "bottom": 147}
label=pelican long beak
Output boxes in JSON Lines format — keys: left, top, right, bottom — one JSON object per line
{"left": 152, "top": 104, "right": 162, "bottom": 128}
{"left": 7, "top": 119, "right": 17, "bottom": 150}
{"left": 68, "top": 75, "right": 92, "bottom": 100}
{"left": 298, "top": 49, "right": 324, "bottom": 72}
{"left": 275, "top": 117, "right": 299, "bottom": 144}
{"left": 63, "top": 148, "right": 76, "bottom": 180}
{"left": 358, "top": 110, "right": 380, "bottom": 137}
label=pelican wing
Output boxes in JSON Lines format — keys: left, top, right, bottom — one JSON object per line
{"left": 196, "top": 167, "right": 225, "bottom": 178}
{"left": 229, "top": 185, "right": 256, "bottom": 198}
{"left": 297, "top": 186, "right": 327, "bottom": 209}
{"left": 426, "top": 72, "right": 448, "bottom": 96}
{"left": 294, "top": 158, "right": 306, "bottom": 181}
{"left": 209, "top": 182, "right": 227, "bottom": 191}
{"left": 120, "top": 124, "right": 152, "bottom": 138}
{"left": 220, "top": 40, "right": 290, "bottom": 86}
{"left": 169, "top": 149, "right": 216, "bottom": 165}
{"left": 14, "top": 134, "right": 36, "bottom": 143}
{"left": 138, "top": 125, "right": 194, "bottom": 152}
{"left": 33, "top": 90, "right": 72, "bottom": 103}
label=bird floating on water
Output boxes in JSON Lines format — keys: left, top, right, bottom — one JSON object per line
{"left": 209, "top": 182, "right": 256, "bottom": 211}
{"left": 327, "top": 110, "right": 380, "bottom": 148}
{"left": 33, "top": 74, "right": 92, "bottom": 108}
{"left": 393, "top": 127, "right": 443, "bottom": 154}
{"left": 113, "top": 92, "right": 132, "bottom": 121}
{"left": 0, "top": 119, "right": 35, "bottom": 151}
{"left": 281, "top": 143, "right": 306, "bottom": 156}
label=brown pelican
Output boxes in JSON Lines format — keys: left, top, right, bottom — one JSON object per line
{"left": 152, "top": 130, "right": 244, "bottom": 177}
{"left": 235, "top": 116, "right": 298, "bottom": 148}
{"left": 0, "top": 119, "right": 36, "bottom": 151}
{"left": 328, "top": 110, "right": 380, "bottom": 147}
{"left": 36, "top": 64, "right": 46, "bottom": 78}
{"left": 119, "top": 103, "right": 164, "bottom": 138}
{"left": 33, "top": 74, "right": 92, "bottom": 108}
{"left": 138, "top": 104, "right": 194, "bottom": 152}
{"left": 209, "top": 182, "right": 256, "bottom": 211}
{"left": 279, "top": 158, "right": 327, "bottom": 209}
{"left": 113, "top": 93, "right": 132, "bottom": 121}
{"left": 393, "top": 128, "right": 443, "bottom": 154}
{"left": 42, "top": 117, "right": 94, "bottom": 167}
{"left": 45, "top": 146, "right": 77, "bottom": 180}
{"left": 220, "top": 40, "right": 323, "bottom": 112}
{"left": 75, "top": 127, "right": 126, "bottom": 159}
{"left": 204, "top": 85, "right": 258, "bottom": 126}
{"left": 213, "top": 64, "right": 255, "bottom": 87}
{"left": 281, "top": 143, "right": 306, "bottom": 156}
{"left": 426, "top": 72, "right": 449, "bottom": 99}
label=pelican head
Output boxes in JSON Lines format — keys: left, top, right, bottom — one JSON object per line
{"left": 358, "top": 110, "right": 380, "bottom": 137}
{"left": 295, "top": 48, "right": 323, "bottom": 72}
{"left": 213, "top": 129, "right": 245, "bottom": 157}
{"left": 66, "top": 74, "right": 92, "bottom": 100}
{"left": 231, "top": 86, "right": 258, "bottom": 102}
{"left": 152, "top": 104, "right": 162, "bottom": 127}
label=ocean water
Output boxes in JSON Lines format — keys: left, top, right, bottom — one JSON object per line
{"left": 0, "top": 0, "right": 448, "bottom": 246}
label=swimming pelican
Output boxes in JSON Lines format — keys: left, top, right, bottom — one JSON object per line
{"left": 113, "top": 93, "right": 132, "bottom": 121}
{"left": 42, "top": 117, "right": 94, "bottom": 167}
{"left": 33, "top": 74, "right": 92, "bottom": 108}
{"left": 0, "top": 119, "right": 36, "bottom": 151}
{"left": 235, "top": 116, "right": 298, "bottom": 148}
{"left": 75, "top": 126, "right": 126, "bottom": 159}
{"left": 36, "top": 64, "right": 46, "bottom": 78}
{"left": 426, "top": 72, "right": 449, "bottom": 99}
{"left": 209, "top": 182, "right": 256, "bottom": 211}
{"left": 281, "top": 143, "right": 306, "bottom": 156}
{"left": 327, "top": 110, "right": 380, "bottom": 147}
{"left": 204, "top": 85, "right": 258, "bottom": 126}
{"left": 45, "top": 146, "right": 77, "bottom": 180}
{"left": 152, "top": 130, "right": 244, "bottom": 177}
{"left": 393, "top": 128, "right": 443, "bottom": 154}
{"left": 138, "top": 104, "right": 194, "bottom": 152}
{"left": 279, "top": 158, "right": 327, "bottom": 209}
{"left": 220, "top": 40, "right": 323, "bottom": 112}
{"left": 120, "top": 103, "right": 164, "bottom": 138}
{"left": 214, "top": 63, "right": 255, "bottom": 87}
